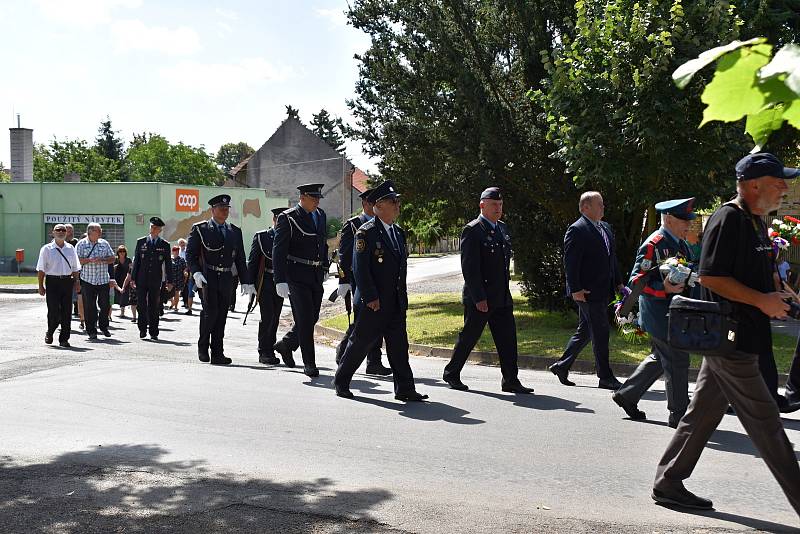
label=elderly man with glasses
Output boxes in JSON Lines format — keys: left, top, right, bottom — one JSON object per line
{"left": 36, "top": 224, "right": 81, "bottom": 347}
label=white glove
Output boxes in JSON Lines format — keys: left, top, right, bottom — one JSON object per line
{"left": 193, "top": 272, "right": 207, "bottom": 289}
{"left": 338, "top": 283, "right": 351, "bottom": 298}
{"left": 276, "top": 282, "right": 290, "bottom": 299}
{"left": 240, "top": 283, "right": 256, "bottom": 296}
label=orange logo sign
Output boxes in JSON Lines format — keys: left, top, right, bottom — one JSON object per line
{"left": 175, "top": 189, "right": 200, "bottom": 212}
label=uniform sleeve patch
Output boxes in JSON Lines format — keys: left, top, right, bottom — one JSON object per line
{"left": 356, "top": 239, "right": 366, "bottom": 253}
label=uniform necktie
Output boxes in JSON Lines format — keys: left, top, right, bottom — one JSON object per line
{"left": 390, "top": 226, "right": 400, "bottom": 252}
{"left": 312, "top": 210, "right": 320, "bottom": 232}
{"left": 218, "top": 223, "right": 226, "bottom": 239}
{"left": 597, "top": 223, "right": 610, "bottom": 254}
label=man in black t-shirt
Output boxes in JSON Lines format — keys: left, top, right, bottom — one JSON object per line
{"left": 653, "top": 152, "right": 800, "bottom": 516}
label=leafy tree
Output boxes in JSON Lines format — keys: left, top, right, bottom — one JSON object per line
{"left": 285, "top": 105, "right": 301, "bottom": 120}
{"left": 739, "top": 0, "right": 800, "bottom": 46}
{"left": 539, "top": 0, "right": 750, "bottom": 273}
{"left": 33, "top": 139, "right": 121, "bottom": 182}
{"left": 125, "top": 133, "right": 224, "bottom": 185}
{"left": 311, "top": 109, "right": 347, "bottom": 154}
{"left": 0, "top": 162, "right": 9, "bottom": 182}
{"left": 346, "top": 0, "right": 577, "bottom": 309}
{"left": 94, "top": 116, "right": 124, "bottom": 161}
{"left": 216, "top": 142, "right": 255, "bottom": 173}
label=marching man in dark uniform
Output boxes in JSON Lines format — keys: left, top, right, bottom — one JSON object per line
{"left": 612, "top": 198, "right": 696, "bottom": 427}
{"left": 247, "top": 207, "right": 286, "bottom": 365}
{"left": 272, "top": 184, "right": 329, "bottom": 377}
{"left": 130, "top": 217, "right": 172, "bottom": 340}
{"left": 334, "top": 180, "right": 428, "bottom": 401}
{"left": 186, "top": 194, "right": 255, "bottom": 365}
{"left": 336, "top": 188, "right": 392, "bottom": 376}
{"left": 442, "top": 187, "right": 534, "bottom": 393}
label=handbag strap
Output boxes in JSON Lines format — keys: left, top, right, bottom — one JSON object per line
{"left": 54, "top": 246, "right": 74, "bottom": 271}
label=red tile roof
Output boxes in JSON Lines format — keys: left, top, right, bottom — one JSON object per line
{"left": 351, "top": 167, "right": 369, "bottom": 193}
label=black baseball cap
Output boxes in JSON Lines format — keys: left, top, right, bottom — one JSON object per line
{"left": 735, "top": 152, "right": 800, "bottom": 181}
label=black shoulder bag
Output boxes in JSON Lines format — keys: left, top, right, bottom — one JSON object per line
{"left": 667, "top": 200, "right": 754, "bottom": 356}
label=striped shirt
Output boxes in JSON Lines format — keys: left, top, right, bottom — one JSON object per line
{"left": 76, "top": 237, "right": 114, "bottom": 285}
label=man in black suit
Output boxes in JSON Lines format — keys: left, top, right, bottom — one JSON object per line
{"left": 247, "top": 207, "right": 286, "bottom": 365}
{"left": 334, "top": 180, "right": 428, "bottom": 401}
{"left": 186, "top": 194, "right": 255, "bottom": 365}
{"left": 335, "top": 188, "right": 392, "bottom": 376}
{"left": 550, "top": 191, "right": 623, "bottom": 390}
{"left": 272, "top": 183, "right": 329, "bottom": 377}
{"left": 442, "top": 187, "right": 533, "bottom": 393}
{"left": 131, "top": 217, "right": 172, "bottom": 340}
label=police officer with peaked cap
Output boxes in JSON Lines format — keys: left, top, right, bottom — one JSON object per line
{"left": 442, "top": 187, "right": 533, "bottom": 393}
{"left": 334, "top": 180, "right": 428, "bottom": 401}
{"left": 131, "top": 216, "right": 172, "bottom": 340}
{"left": 272, "top": 183, "right": 329, "bottom": 377}
{"left": 335, "top": 187, "right": 392, "bottom": 376}
{"left": 247, "top": 206, "right": 286, "bottom": 365}
{"left": 186, "top": 194, "right": 255, "bottom": 365}
{"left": 612, "top": 198, "right": 696, "bottom": 427}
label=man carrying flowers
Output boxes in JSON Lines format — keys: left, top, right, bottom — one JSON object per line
{"left": 612, "top": 198, "right": 697, "bottom": 428}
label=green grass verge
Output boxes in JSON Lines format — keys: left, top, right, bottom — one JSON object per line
{"left": 321, "top": 293, "right": 797, "bottom": 373}
{"left": 0, "top": 275, "right": 38, "bottom": 285}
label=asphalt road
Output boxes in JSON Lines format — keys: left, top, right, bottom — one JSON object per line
{"left": 1, "top": 269, "right": 799, "bottom": 532}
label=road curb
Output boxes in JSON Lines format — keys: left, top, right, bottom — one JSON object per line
{"left": 315, "top": 324, "right": 790, "bottom": 384}
{"left": 0, "top": 285, "right": 38, "bottom": 294}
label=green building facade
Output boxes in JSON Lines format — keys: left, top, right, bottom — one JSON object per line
{"left": 0, "top": 182, "right": 287, "bottom": 272}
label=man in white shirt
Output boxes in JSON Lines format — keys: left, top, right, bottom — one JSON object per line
{"left": 36, "top": 224, "right": 81, "bottom": 347}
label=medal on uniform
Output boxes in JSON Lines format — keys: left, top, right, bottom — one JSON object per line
{"left": 356, "top": 238, "right": 366, "bottom": 253}
{"left": 641, "top": 259, "right": 652, "bottom": 270}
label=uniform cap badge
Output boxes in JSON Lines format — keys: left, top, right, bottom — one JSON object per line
{"left": 356, "top": 239, "right": 366, "bottom": 253}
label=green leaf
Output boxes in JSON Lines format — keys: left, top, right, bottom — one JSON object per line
{"left": 785, "top": 101, "right": 800, "bottom": 130}
{"left": 745, "top": 104, "right": 785, "bottom": 148}
{"left": 759, "top": 43, "right": 800, "bottom": 95}
{"left": 672, "top": 37, "right": 767, "bottom": 89}
{"left": 700, "top": 44, "right": 773, "bottom": 126}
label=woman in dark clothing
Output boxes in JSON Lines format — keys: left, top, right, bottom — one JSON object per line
{"left": 168, "top": 245, "right": 188, "bottom": 311}
{"left": 112, "top": 245, "right": 133, "bottom": 318}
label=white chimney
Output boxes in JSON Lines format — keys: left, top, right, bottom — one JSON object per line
{"left": 10, "top": 114, "right": 33, "bottom": 182}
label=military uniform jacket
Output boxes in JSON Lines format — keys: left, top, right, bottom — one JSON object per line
{"left": 461, "top": 217, "right": 513, "bottom": 308}
{"left": 338, "top": 213, "right": 371, "bottom": 285}
{"left": 353, "top": 219, "right": 408, "bottom": 311}
{"left": 628, "top": 227, "right": 693, "bottom": 341}
{"left": 247, "top": 228, "right": 277, "bottom": 294}
{"left": 185, "top": 219, "right": 250, "bottom": 286}
{"left": 131, "top": 235, "right": 171, "bottom": 287}
{"left": 272, "top": 205, "right": 329, "bottom": 286}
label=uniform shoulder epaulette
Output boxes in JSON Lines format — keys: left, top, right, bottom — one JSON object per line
{"left": 192, "top": 220, "right": 209, "bottom": 229}
{"left": 465, "top": 219, "right": 480, "bottom": 229}
{"left": 347, "top": 215, "right": 361, "bottom": 225}
{"left": 650, "top": 233, "right": 664, "bottom": 244}
{"left": 497, "top": 220, "right": 507, "bottom": 229}
{"left": 357, "top": 219, "right": 376, "bottom": 234}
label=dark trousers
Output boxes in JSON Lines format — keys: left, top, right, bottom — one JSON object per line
{"left": 335, "top": 303, "right": 415, "bottom": 394}
{"left": 81, "top": 281, "right": 109, "bottom": 336}
{"left": 786, "top": 343, "right": 800, "bottom": 404}
{"left": 181, "top": 283, "right": 189, "bottom": 307}
{"left": 336, "top": 304, "right": 382, "bottom": 365}
{"left": 553, "top": 300, "right": 614, "bottom": 379}
{"left": 258, "top": 288, "right": 283, "bottom": 356}
{"left": 655, "top": 354, "right": 800, "bottom": 516}
{"left": 136, "top": 283, "right": 161, "bottom": 337}
{"left": 198, "top": 280, "right": 232, "bottom": 358}
{"left": 281, "top": 281, "right": 323, "bottom": 367}
{"left": 443, "top": 303, "right": 520, "bottom": 385}
{"left": 45, "top": 276, "right": 73, "bottom": 342}
{"left": 616, "top": 336, "right": 690, "bottom": 426}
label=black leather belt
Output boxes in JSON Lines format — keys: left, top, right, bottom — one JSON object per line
{"left": 46, "top": 274, "right": 73, "bottom": 279}
{"left": 287, "top": 255, "right": 323, "bottom": 267}
{"left": 207, "top": 265, "right": 232, "bottom": 272}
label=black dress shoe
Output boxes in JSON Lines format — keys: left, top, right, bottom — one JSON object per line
{"left": 259, "top": 355, "right": 280, "bottom": 365}
{"left": 781, "top": 399, "right": 800, "bottom": 414}
{"left": 444, "top": 377, "right": 469, "bottom": 391}
{"left": 88, "top": 334, "right": 98, "bottom": 340}
{"left": 185, "top": 309, "right": 193, "bottom": 315}
{"left": 210, "top": 356, "right": 232, "bottom": 365}
{"left": 502, "top": 382, "right": 534, "bottom": 394}
{"left": 335, "top": 388, "right": 354, "bottom": 399}
{"left": 198, "top": 352, "right": 210, "bottom": 363}
{"left": 59, "top": 341, "right": 71, "bottom": 348}
{"left": 303, "top": 366, "right": 320, "bottom": 378}
{"left": 598, "top": 377, "right": 623, "bottom": 390}
{"left": 101, "top": 329, "right": 111, "bottom": 337}
{"left": 395, "top": 391, "right": 429, "bottom": 401}
{"left": 365, "top": 363, "right": 393, "bottom": 376}
{"left": 549, "top": 363, "right": 576, "bottom": 386}
{"left": 139, "top": 331, "right": 147, "bottom": 339}
{"left": 612, "top": 391, "right": 646, "bottom": 420}
{"left": 45, "top": 332, "right": 53, "bottom": 344}
{"left": 150, "top": 335, "right": 158, "bottom": 341}
{"left": 273, "top": 340, "right": 295, "bottom": 368}
{"left": 652, "top": 486, "right": 713, "bottom": 510}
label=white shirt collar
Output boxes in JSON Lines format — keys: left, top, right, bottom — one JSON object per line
{"left": 379, "top": 218, "right": 395, "bottom": 233}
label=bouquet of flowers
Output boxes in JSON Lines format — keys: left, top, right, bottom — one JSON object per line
{"left": 770, "top": 215, "right": 800, "bottom": 253}
{"left": 659, "top": 256, "right": 693, "bottom": 285}
{"left": 611, "top": 286, "right": 648, "bottom": 343}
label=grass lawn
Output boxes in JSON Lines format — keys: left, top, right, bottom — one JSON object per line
{"left": 321, "top": 293, "right": 797, "bottom": 373}
{"left": 0, "top": 275, "right": 37, "bottom": 285}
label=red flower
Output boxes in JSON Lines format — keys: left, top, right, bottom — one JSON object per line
{"left": 792, "top": 237, "right": 799, "bottom": 244}
{"left": 785, "top": 215, "right": 800, "bottom": 224}
{"left": 771, "top": 231, "right": 780, "bottom": 237}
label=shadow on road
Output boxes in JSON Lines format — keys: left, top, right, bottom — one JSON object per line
{"left": 470, "top": 390, "right": 595, "bottom": 414}
{"left": 707, "top": 427, "right": 800, "bottom": 460}
{"left": 352, "top": 396, "right": 485, "bottom": 425}
{"left": 656, "top": 503, "right": 799, "bottom": 533}
{"left": 0, "top": 444, "right": 403, "bottom": 533}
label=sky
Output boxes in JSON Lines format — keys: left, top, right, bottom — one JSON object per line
{"left": 0, "top": 0, "right": 376, "bottom": 172}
